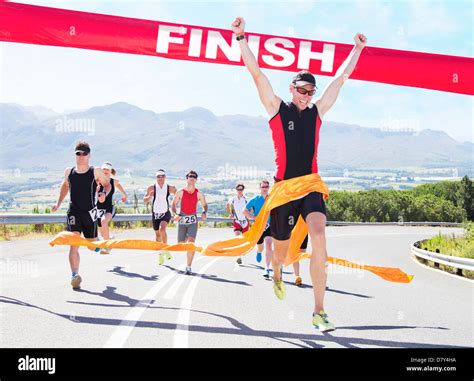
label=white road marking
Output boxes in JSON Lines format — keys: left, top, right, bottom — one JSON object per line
{"left": 173, "top": 258, "right": 221, "bottom": 348}
{"left": 103, "top": 257, "right": 204, "bottom": 348}
{"left": 163, "top": 273, "right": 188, "bottom": 300}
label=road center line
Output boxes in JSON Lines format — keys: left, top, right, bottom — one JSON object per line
{"left": 173, "top": 257, "right": 221, "bottom": 348}
{"left": 103, "top": 257, "right": 204, "bottom": 348}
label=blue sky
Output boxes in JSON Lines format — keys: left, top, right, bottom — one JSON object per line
{"left": 1, "top": 0, "right": 473, "bottom": 142}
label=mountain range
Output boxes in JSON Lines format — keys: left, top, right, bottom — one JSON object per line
{"left": 1, "top": 102, "right": 472, "bottom": 177}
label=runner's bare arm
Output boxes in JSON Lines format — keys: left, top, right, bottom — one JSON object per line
{"left": 94, "top": 167, "right": 108, "bottom": 186}
{"left": 242, "top": 208, "right": 254, "bottom": 220}
{"left": 143, "top": 185, "right": 154, "bottom": 204}
{"left": 315, "top": 33, "right": 367, "bottom": 119}
{"left": 95, "top": 179, "right": 106, "bottom": 203}
{"left": 97, "top": 185, "right": 106, "bottom": 204}
{"left": 226, "top": 200, "right": 233, "bottom": 218}
{"left": 114, "top": 180, "right": 128, "bottom": 202}
{"left": 171, "top": 190, "right": 183, "bottom": 218}
{"left": 198, "top": 191, "right": 208, "bottom": 220}
{"left": 52, "top": 167, "right": 71, "bottom": 212}
{"left": 232, "top": 17, "right": 281, "bottom": 117}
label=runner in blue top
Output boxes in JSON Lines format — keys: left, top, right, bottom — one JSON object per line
{"left": 242, "top": 180, "right": 273, "bottom": 279}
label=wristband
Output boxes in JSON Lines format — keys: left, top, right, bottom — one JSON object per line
{"left": 236, "top": 34, "right": 245, "bottom": 41}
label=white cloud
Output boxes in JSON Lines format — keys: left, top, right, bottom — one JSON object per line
{"left": 287, "top": 26, "right": 297, "bottom": 37}
{"left": 406, "top": 1, "right": 460, "bottom": 37}
{"left": 11, "top": 0, "right": 173, "bottom": 21}
{"left": 311, "top": 24, "right": 347, "bottom": 43}
{"left": 275, "top": 0, "right": 316, "bottom": 16}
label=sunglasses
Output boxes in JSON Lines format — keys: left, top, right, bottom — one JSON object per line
{"left": 236, "top": 188, "right": 244, "bottom": 191}
{"left": 294, "top": 86, "right": 316, "bottom": 96}
{"left": 156, "top": 175, "right": 165, "bottom": 178}
{"left": 75, "top": 152, "right": 89, "bottom": 156}
{"left": 261, "top": 185, "right": 269, "bottom": 189}
{"left": 187, "top": 175, "right": 197, "bottom": 179}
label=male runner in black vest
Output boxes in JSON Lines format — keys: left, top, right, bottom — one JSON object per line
{"left": 52, "top": 141, "right": 109, "bottom": 290}
{"left": 233, "top": 16, "right": 367, "bottom": 331}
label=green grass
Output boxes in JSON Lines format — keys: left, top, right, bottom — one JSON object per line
{"left": 0, "top": 223, "right": 65, "bottom": 241}
{"left": 419, "top": 222, "right": 474, "bottom": 279}
{"left": 423, "top": 222, "right": 474, "bottom": 260}
{"left": 0, "top": 219, "right": 233, "bottom": 241}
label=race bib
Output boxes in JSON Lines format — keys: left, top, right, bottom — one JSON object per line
{"left": 180, "top": 214, "right": 197, "bottom": 225}
{"left": 264, "top": 222, "right": 270, "bottom": 231}
{"left": 153, "top": 212, "right": 166, "bottom": 220}
{"left": 88, "top": 206, "right": 101, "bottom": 222}
{"left": 237, "top": 219, "right": 249, "bottom": 228}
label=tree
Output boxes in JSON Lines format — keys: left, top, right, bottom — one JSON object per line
{"left": 456, "top": 176, "right": 473, "bottom": 221}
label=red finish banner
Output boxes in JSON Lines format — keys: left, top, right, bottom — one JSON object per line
{"left": 1, "top": 1, "right": 473, "bottom": 95}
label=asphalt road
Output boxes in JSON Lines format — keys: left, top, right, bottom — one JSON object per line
{"left": 0, "top": 225, "right": 472, "bottom": 348}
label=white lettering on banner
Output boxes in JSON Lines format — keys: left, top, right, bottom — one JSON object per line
{"left": 247, "top": 35, "right": 261, "bottom": 59}
{"left": 298, "top": 42, "right": 335, "bottom": 72}
{"left": 262, "top": 37, "right": 295, "bottom": 67}
{"left": 156, "top": 26, "right": 336, "bottom": 72}
{"left": 205, "top": 30, "right": 241, "bottom": 61}
{"left": 188, "top": 28, "right": 202, "bottom": 57}
{"left": 156, "top": 25, "right": 185, "bottom": 54}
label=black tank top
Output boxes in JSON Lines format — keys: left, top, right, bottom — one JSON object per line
{"left": 97, "top": 178, "right": 115, "bottom": 210}
{"left": 68, "top": 166, "right": 96, "bottom": 211}
{"left": 269, "top": 101, "right": 322, "bottom": 180}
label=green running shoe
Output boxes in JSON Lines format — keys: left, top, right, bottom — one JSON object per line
{"left": 163, "top": 250, "right": 172, "bottom": 261}
{"left": 273, "top": 279, "right": 286, "bottom": 300}
{"left": 312, "top": 310, "right": 335, "bottom": 332}
{"left": 158, "top": 252, "right": 165, "bottom": 266}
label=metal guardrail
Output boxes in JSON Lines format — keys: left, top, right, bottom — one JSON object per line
{"left": 0, "top": 213, "right": 465, "bottom": 227}
{"left": 0, "top": 214, "right": 232, "bottom": 225}
{"left": 411, "top": 241, "right": 474, "bottom": 272}
{"left": 324, "top": 221, "right": 464, "bottom": 227}
{"left": 2, "top": 214, "right": 470, "bottom": 272}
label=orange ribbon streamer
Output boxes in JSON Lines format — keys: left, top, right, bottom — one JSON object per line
{"left": 49, "top": 173, "right": 413, "bottom": 283}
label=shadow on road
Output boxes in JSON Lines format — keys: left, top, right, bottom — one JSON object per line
{"left": 108, "top": 266, "right": 159, "bottom": 282}
{"left": 324, "top": 287, "right": 372, "bottom": 299}
{"left": 162, "top": 265, "right": 252, "bottom": 286}
{"left": 0, "top": 295, "right": 462, "bottom": 349}
{"left": 240, "top": 265, "right": 372, "bottom": 298}
{"left": 284, "top": 282, "right": 373, "bottom": 299}
{"left": 72, "top": 287, "right": 154, "bottom": 307}
{"left": 338, "top": 325, "right": 449, "bottom": 331}
{"left": 240, "top": 263, "right": 293, "bottom": 275}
